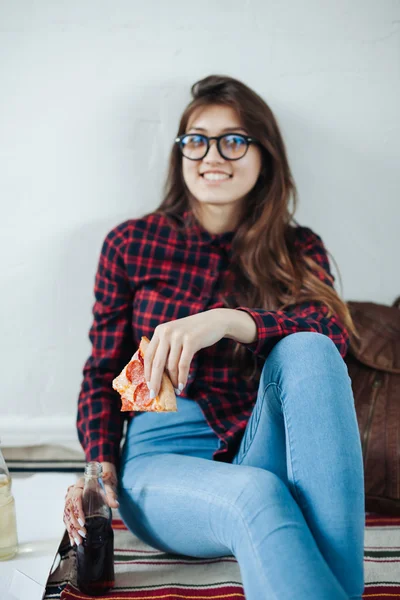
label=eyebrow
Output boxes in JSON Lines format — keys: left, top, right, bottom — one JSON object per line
{"left": 187, "top": 126, "right": 248, "bottom": 133}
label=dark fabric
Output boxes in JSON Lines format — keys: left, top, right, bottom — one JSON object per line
{"left": 345, "top": 298, "right": 400, "bottom": 515}
{"left": 77, "top": 209, "right": 348, "bottom": 465}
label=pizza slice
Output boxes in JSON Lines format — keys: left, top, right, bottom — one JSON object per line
{"left": 112, "top": 336, "right": 177, "bottom": 412}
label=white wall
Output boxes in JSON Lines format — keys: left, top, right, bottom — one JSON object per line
{"left": 1, "top": 0, "right": 399, "bottom": 449}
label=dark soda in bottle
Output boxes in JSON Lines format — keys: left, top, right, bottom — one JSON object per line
{"left": 76, "top": 462, "right": 115, "bottom": 596}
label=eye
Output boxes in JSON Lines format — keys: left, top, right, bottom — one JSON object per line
{"left": 223, "top": 134, "right": 246, "bottom": 148}
{"left": 182, "top": 134, "right": 207, "bottom": 148}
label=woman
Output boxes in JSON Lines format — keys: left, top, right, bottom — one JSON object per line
{"left": 64, "top": 75, "right": 365, "bottom": 599}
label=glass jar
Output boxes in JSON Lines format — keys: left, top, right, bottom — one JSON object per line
{"left": 0, "top": 442, "right": 18, "bottom": 560}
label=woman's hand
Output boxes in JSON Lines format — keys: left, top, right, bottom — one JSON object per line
{"left": 144, "top": 308, "right": 232, "bottom": 399}
{"left": 63, "top": 462, "right": 119, "bottom": 547}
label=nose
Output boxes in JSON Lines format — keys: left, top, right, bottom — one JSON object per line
{"left": 204, "top": 139, "right": 225, "bottom": 162}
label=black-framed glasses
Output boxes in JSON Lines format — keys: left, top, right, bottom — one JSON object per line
{"left": 175, "top": 133, "right": 259, "bottom": 161}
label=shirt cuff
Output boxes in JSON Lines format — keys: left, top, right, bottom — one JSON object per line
{"left": 235, "top": 307, "right": 272, "bottom": 356}
{"left": 84, "top": 442, "right": 120, "bottom": 469}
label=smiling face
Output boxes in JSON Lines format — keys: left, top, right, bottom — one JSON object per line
{"left": 181, "top": 104, "right": 263, "bottom": 215}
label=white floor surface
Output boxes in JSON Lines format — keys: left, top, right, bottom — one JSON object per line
{"left": 0, "top": 472, "right": 77, "bottom": 600}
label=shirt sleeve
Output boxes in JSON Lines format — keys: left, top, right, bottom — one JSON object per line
{"left": 235, "top": 228, "right": 349, "bottom": 359}
{"left": 77, "top": 227, "right": 134, "bottom": 467}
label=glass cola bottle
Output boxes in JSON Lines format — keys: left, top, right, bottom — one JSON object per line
{"left": 76, "top": 462, "right": 115, "bottom": 595}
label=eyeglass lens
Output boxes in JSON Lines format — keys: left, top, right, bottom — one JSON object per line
{"left": 180, "top": 134, "right": 249, "bottom": 160}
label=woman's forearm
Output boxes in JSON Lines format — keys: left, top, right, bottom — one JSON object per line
{"left": 221, "top": 308, "right": 258, "bottom": 344}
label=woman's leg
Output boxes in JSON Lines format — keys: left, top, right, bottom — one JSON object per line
{"left": 119, "top": 453, "right": 349, "bottom": 600}
{"left": 118, "top": 454, "right": 348, "bottom": 599}
{"left": 233, "top": 332, "right": 365, "bottom": 599}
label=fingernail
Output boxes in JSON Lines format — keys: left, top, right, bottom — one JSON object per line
{"left": 78, "top": 529, "right": 86, "bottom": 538}
{"left": 115, "top": 500, "right": 119, "bottom": 507}
{"left": 146, "top": 381, "right": 151, "bottom": 390}
{"left": 70, "top": 537, "right": 75, "bottom": 547}
{"left": 149, "top": 389, "right": 156, "bottom": 400}
{"left": 174, "top": 388, "right": 181, "bottom": 396}
{"left": 178, "top": 383, "right": 184, "bottom": 392}
{"left": 74, "top": 537, "right": 81, "bottom": 546}
{"left": 78, "top": 518, "right": 85, "bottom": 527}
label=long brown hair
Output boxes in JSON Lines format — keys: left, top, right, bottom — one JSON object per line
{"left": 153, "top": 75, "right": 356, "bottom": 379}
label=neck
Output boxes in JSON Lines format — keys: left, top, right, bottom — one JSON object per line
{"left": 192, "top": 202, "right": 241, "bottom": 234}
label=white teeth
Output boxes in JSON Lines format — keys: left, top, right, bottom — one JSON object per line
{"left": 202, "top": 173, "right": 230, "bottom": 181}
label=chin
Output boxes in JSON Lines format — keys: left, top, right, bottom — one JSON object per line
{"left": 194, "top": 191, "right": 237, "bottom": 204}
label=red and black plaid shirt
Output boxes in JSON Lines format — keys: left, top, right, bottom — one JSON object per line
{"left": 77, "top": 210, "right": 348, "bottom": 466}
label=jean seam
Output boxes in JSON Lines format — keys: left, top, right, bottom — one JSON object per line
{"left": 269, "top": 382, "right": 304, "bottom": 508}
{"left": 237, "top": 381, "right": 303, "bottom": 508}
{"left": 236, "top": 389, "right": 266, "bottom": 464}
{"left": 124, "top": 483, "right": 277, "bottom": 599}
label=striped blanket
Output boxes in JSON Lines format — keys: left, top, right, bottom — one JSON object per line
{"left": 44, "top": 513, "right": 400, "bottom": 599}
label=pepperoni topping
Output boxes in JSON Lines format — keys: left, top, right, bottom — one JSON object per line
{"left": 133, "top": 382, "right": 154, "bottom": 409}
{"left": 120, "top": 396, "right": 132, "bottom": 412}
{"left": 126, "top": 360, "right": 143, "bottom": 385}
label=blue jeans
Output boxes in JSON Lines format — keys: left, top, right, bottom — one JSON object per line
{"left": 118, "top": 332, "right": 365, "bottom": 600}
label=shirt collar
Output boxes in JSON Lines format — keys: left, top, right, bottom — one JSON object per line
{"left": 182, "top": 209, "right": 236, "bottom": 248}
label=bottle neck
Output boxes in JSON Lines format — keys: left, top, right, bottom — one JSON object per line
{"left": 84, "top": 461, "right": 103, "bottom": 479}
{"left": 82, "top": 462, "right": 111, "bottom": 520}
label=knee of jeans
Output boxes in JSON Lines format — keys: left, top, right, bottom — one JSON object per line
{"left": 231, "top": 467, "right": 295, "bottom": 528}
{"left": 276, "top": 331, "right": 338, "bottom": 356}
{"left": 263, "top": 332, "right": 345, "bottom": 378}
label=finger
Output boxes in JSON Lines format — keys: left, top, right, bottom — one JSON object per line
{"left": 71, "top": 494, "right": 87, "bottom": 538}
{"left": 72, "top": 486, "right": 86, "bottom": 529}
{"left": 166, "top": 339, "right": 183, "bottom": 390}
{"left": 63, "top": 513, "right": 74, "bottom": 543}
{"left": 178, "top": 342, "right": 194, "bottom": 393}
{"left": 149, "top": 338, "right": 170, "bottom": 398}
{"left": 105, "top": 484, "right": 119, "bottom": 509}
{"left": 65, "top": 502, "right": 84, "bottom": 539}
{"left": 102, "top": 470, "right": 118, "bottom": 487}
{"left": 64, "top": 478, "right": 86, "bottom": 545}
{"left": 71, "top": 526, "right": 83, "bottom": 547}
{"left": 65, "top": 490, "right": 86, "bottom": 541}
{"left": 64, "top": 502, "right": 84, "bottom": 545}
{"left": 65, "top": 484, "right": 75, "bottom": 500}
{"left": 102, "top": 471, "right": 119, "bottom": 508}
{"left": 64, "top": 523, "right": 76, "bottom": 548}
{"left": 143, "top": 335, "right": 160, "bottom": 387}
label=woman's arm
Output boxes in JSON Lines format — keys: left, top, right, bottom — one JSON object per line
{"left": 224, "top": 229, "right": 349, "bottom": 358}
{"left": 77, "top": 227, "right": 134, "bottom": 468}
{"left": 226, "top": 303, "right": 348, "bottom": 358}
{"left": 223, "top": 308, "right": 258, "bottom": 344}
